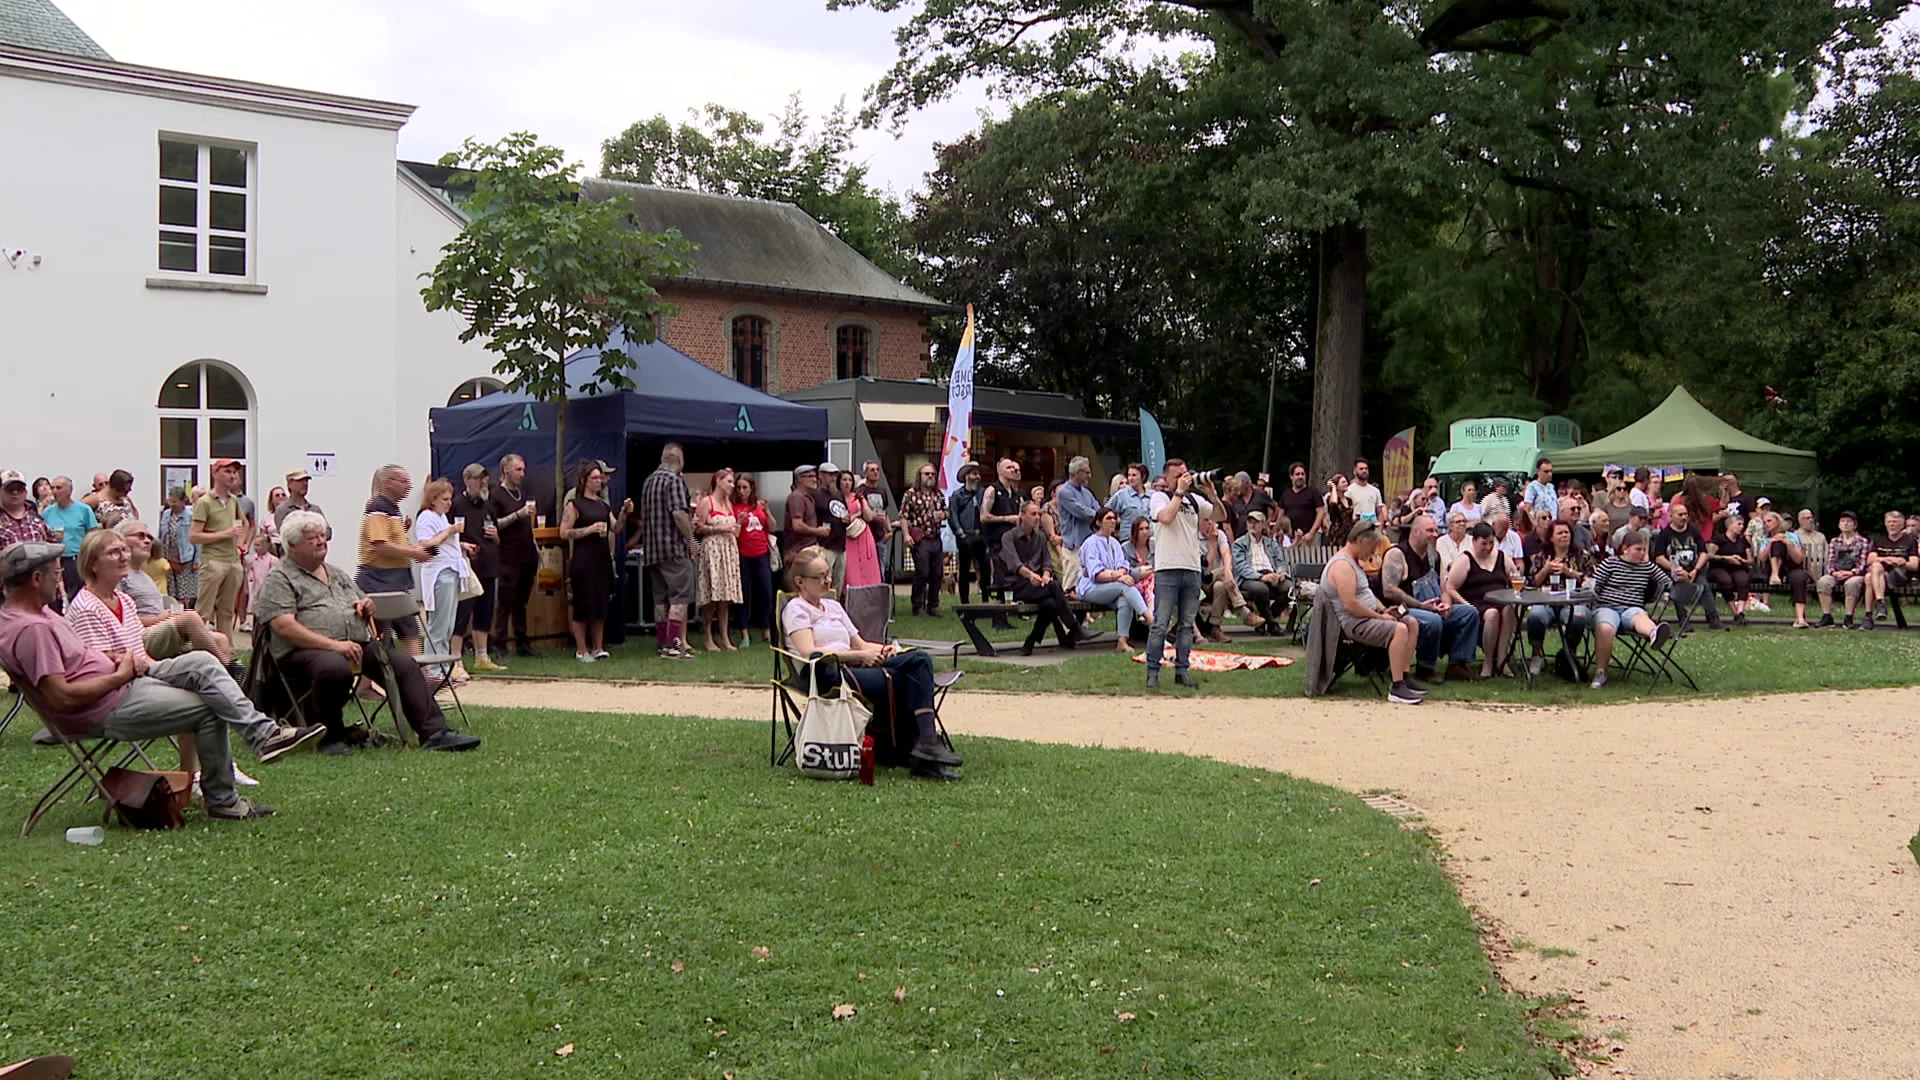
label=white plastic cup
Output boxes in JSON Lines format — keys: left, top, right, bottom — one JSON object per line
{"left": 451, "top": 517, "right": 465, "bottom": 531}
{"left": 65, "top": 826, "right": 104, "bottom": 845}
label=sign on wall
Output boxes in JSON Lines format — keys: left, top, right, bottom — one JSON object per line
{"left": 306, "top": 452, "right": 337, "bottom": 477}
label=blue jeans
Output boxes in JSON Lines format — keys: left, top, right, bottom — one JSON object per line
{"left": 425, "top": 567, "right": 459, "bottom": 675}
{"left": 1080, "top": 580, "right": 1148, "bottom": 636}
{"left": 1144, "top": 569, "right": 1201, "bottom": 676}
{"left": 1527, "top": 604, "right": 1590, "bottom": 648}
{"left": 1407, "top": 603, "right": 1481, "bottom": 672}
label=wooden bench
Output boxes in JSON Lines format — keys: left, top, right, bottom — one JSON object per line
{"left": 954, "top": 600, "right": 1093, "bottom": 657}
{"left": 1748, "top": 575, "right": 1917, "bottom": 629}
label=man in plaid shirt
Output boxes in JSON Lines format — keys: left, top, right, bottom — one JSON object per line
{"left": 1816, "top": 511, "right": 1872, "bottom": 629}
{"left": 639, "top": 443, "right": 698, "bottom": 659}
{"left": 899, "top": 463, "right": 948, "bottom": 616}
{"left": 0, "top": 471, "right": 52, "bottom": 549}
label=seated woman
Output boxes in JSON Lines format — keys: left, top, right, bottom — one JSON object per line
{"left": 1587, "top": 530, "right": 1676, "bottom": 688}
{"left": 783, "top": 552, "right": 962, "bottom": 781}
{"left": 1522, "top": 520, "right": 1593, "bottom": 677}
{"left": 1760, "top": 510, "right": 1812, "bottom": 628}
{"left": 1447, "top": 522, "right": 1517, "bottom": 679}
{"left": 1077, "top": 508, "right": 1149, "bottom": 652}
{"left": 1705, "top": 511, "right": 1755, "bottom": 626}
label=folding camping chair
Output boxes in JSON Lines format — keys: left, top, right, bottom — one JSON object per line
{"left": 1615, "top": 588, "right": 1698, "bottom": 692}
{"left": 366, "top": 591, "right": 471, "bottom": 732}
{"left": 3, "top": 663, "right": 170, "bottom": 837}
{"left": 1, "top": 677, "right": 24, "bottom": 738}
{"left": 768, "top": 592, "right": 960, "bottom": 767}
{"left": 245, "top": 618, "right": 316, "bottom": 730}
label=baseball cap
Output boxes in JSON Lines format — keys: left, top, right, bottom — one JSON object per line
{"left": 213, "top": 458, "right": 241, "bottom": 470}
{"left": 792, "top": 464, "right": 816, "bottom": 479}
{"left": 1246, "top": 510, "right": 1268, "bottom": 522}
{"left": 818, "top": 462, "right": 841, "bottom": 474}
{"left": 591, "top": 458, "right": 617, "bottom": 474}
{"left": 1, "top": 541, "right": 64, "bottom": 580}
{"left": 0, "top": 470, "right": 25, "bottom": 490}
{"left": 1755, "top": 496, "right": 1773, "bottom": 506}
{"left": 285, "top": 469, "right": 311, "bottom": 483}
{"left": 461, "top": 463, "right": 490, "bottom": 480}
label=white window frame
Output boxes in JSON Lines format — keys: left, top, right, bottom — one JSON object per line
{"left": 156, "top": 135, "right": 257, "bottom": 281}
{"left": 157, "top": 361, "right": 255, "bottom": 498}
{"left": 447, "top": 377, "right": 507, "bottom": 407}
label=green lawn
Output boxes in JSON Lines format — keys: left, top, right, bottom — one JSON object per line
{"left": 494, "top": 618, "right": 1920, "bottom": 706}
{"left": 1, "top": 709, "right": 1552, "bottom": 1079}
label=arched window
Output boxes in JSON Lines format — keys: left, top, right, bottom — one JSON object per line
{"left": 157, "top": 360, "right": 253, "bottom": 497}
{"left": 835, "top": 324, "right": 872, "bottom": 381}
{"left": 731, "top": 315, "right": 769, "bottom": 390}
{"left": 447, "top": 377, "right": 506, "bottom": 406}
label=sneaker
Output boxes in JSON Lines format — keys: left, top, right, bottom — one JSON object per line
{"left": 205, "top": 797, "right": 276, "bottom": 820}
{"left": 1817, "top": 614, "right": 1834, "bottom": 628}
{"left": 592, "top": 649, "right": 610, "bottom": 659}
{"left": 1526, "top": 654, "right": 1546, "bottom": 677}
{"left": 1844, "top": 616, "right": 1857, "bottom": 630}
{"left": 1402, "top": 675, "right": 1431, "bottom": 694}
{"left": 1145, "top": 671, "right": 1160, "bottom": 690}
{"left": 30, "top": 726, "right": 61, "bottom": 746}
{"left": 1388, "top": 682, "right": 1424, "bottom": 705}
{"left": 421, "top": 730, "right": 482, "bottom": 752}
{"left": 576, "top": 652, "right": 596, "bottom": 664}
{"left": 1589, "top": 670, "right": 1609, "bottom": 689}
{"left": 1651, "top": 622, "right": 1675, "bottom": 649}
{"left": 451, "top": 662, "right": 471, "bottom": 682}
{"left": 470, "top": 655, "right": 506, "bottom": 672}
{"left": 1174, "top": 672, "right": 1200, "bottom": 689}
{"left": 1862, "top": 616, "right": 1876, "bottom": 632}
{"left": 909, "top": 738, "right": 963, "bottom": 768}
{"left": 254, "top": 723, "right": 324, "bottom": 764}
{"left": 320, "top": 740, "right": 356, "bottom": 757}
{"left": 232, "top": 767, "right": 260, "bottom": 787}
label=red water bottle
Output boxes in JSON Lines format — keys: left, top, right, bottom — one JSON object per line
{"left": 859, "top": 735, "right": 876, "bottom": 785}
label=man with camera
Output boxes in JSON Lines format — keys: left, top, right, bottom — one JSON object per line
{"left": 1144, "top": 460, "right": 1225, "bottom": 690}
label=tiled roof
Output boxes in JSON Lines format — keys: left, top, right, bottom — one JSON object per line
{"left": 0, "top": 0, "right": 112, "bottom": 59}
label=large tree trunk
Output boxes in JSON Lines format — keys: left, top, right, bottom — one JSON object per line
{"left": 1311, "top": 222, "right": 1367, "bottom": 484}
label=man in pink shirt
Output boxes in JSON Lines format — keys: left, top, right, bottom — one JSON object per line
{"left": 0, "top": 541, "right": 271, "bottom": 820}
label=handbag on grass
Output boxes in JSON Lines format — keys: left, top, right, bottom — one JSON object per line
{"left": 100, "top": 768, "right": 190, "bottom": 830}
{"left": 795, "top": 659, "right": 869, "bottom": 781}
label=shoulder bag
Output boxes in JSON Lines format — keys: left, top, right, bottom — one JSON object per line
{"left": 795, "top": 659, "right": 869, "bottom": 781}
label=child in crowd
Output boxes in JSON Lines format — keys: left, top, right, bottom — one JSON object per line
{"left": 244, "top": 533, "right": 279, "bottom": 633}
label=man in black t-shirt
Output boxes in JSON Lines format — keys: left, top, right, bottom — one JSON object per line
{"left": 813, "top": 462, "right": 850, "bottom": 593}
{"left": 1863, "top": 510, "right": 1919, "bottom": 630}
{"left": 453, "top": 463, "right": 503, "bottom": 670}
{"left": 485, "top": 453, "right": 541, "bottom": 657}
{"left": 1650, "top": 502, "right": 1723, "bottom": 630}
{"left": 1276, "top": 461, "right": 1324, "bottom": 543}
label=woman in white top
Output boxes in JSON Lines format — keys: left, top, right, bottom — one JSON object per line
{"left": 783, "top": 551, "right": 961, "bottom": 780}
{"left": 413, "top": 478, "right": 471, "bottom": 681}
{"left": 1448, "top": 480, "right": 1483, "bottom": 524}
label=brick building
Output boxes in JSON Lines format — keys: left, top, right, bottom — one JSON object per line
{"left": 579, "top": 179, "right": 948, "bottom": 394}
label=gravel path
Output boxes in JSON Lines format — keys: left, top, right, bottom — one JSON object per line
{"left": 458, "top": 679, "right": 1920, "bottom": 1079}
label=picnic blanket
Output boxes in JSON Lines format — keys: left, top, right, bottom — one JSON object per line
{"left": 1130, "top": 647, "right": 1295, "bottom": 671}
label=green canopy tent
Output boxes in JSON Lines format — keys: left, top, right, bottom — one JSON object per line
{"left": 1551, "top": 386, "right": 1818, "bottom": 498}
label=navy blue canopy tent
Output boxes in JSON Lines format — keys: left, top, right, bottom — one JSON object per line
{"left": 428, "top": 332, "right": 827, "bottom": 644}
{"left": 429, "top": 331, "right": 828, "bottom": 508}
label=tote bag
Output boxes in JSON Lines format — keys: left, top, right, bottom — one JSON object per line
{"left": 796, "top": 661, "right": 869, "bottom": 780}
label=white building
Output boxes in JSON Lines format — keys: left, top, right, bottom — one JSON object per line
{"left": 0, "top": 0, "right": 495, "bottom": 514}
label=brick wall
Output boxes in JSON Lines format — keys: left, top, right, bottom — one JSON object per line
{"left": 657, "top": 285, "right": 932, "bottom": 394}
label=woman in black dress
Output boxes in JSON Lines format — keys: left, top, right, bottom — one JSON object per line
{"left": 1447, "top": 521, "right": 1517, "bottom": 678}
{"left": 560, "top": 460, "right": 615, "bottom": 663}
{"left": 1323, "top": 473, "right": 1356, "bottom": 548}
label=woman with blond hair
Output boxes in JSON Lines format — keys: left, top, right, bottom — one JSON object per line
{"left": 695, "top": 467, "right": 743, "bottom": 651}
{"left": 413, "top": 478, "right": 470, "bottom": 680}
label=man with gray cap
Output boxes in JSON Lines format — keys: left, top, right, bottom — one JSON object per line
{"left": 274, "top": 468, "right": 324, "bottom": 531}
{"left": 782, "top": 464, "right": 828, "bottom": 584}
{"left": 0, "top": 541, "right": 274, "bottom": 818}
{"left": 0, "top": 470, "right": 52, "bottom": 549}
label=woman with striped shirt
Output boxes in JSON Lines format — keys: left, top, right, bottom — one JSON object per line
{"left": 1587, "top": 530, "right": 1676, "bottom": 689}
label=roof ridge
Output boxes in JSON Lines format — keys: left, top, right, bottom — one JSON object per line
{"left": 582, "top": 176, "right": 811, "bottom": 215}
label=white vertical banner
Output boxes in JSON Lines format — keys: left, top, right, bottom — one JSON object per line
{"left": 938, "top": 304, "right": 977, "bottom": 497}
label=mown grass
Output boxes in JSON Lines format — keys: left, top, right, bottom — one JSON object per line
{"left": 494, "top": 617, "right": 1920, "bottom": 706}
{"left": 1, "top": 709, "right": 1551, "bottom": 1079}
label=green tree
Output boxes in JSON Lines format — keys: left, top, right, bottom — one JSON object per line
{"left": 837, "top": 0, "right": 1901, "bottom": 481}
{"left": 421, "top": 133, "right": 694, "bottom": 499}
{"left": 600, "top": 96, "right": 915, "bottom": 279}
{"left": 909, "top": 72, "right": 1316, "bottom": 466}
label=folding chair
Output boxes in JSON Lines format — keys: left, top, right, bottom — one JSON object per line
{"left": 1616, "top": 589, "right": 1698, "bottom": 691}
{"left": 1, "top": 679, "right": 24, "bottom": 738}
{"left": 768, "top": 592, "right": 960, "bottom": 767}
{"left": 3, "top": 664, "right": 168, "bottom": 837}
{"left": 366, "top": 591, "right": 471, "bottom": 733}
{"left": 244, "top": 619, "right": 316, "bottom": 730}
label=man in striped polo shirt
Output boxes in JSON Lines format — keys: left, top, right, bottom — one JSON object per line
{"left": 1588, "top": 530, "right": 1675, "bottom": 689}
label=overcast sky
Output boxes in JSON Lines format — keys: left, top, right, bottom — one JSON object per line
{"left": 56, "top": 0, "right": 989, "bottom": 200}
